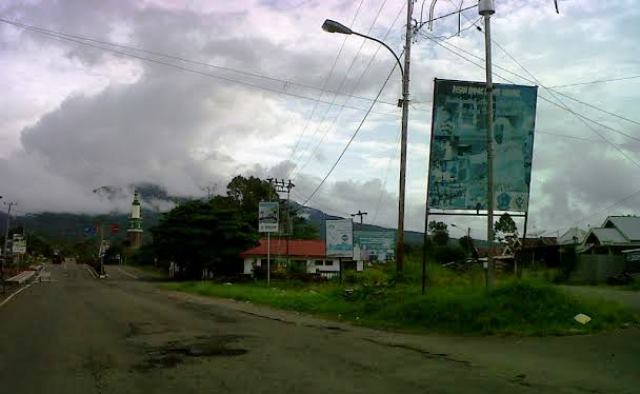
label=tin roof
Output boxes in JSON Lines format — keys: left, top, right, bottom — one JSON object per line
{"left": 240, "top": 239, "right": 325, "bottom": 258}
{"left": 604, "top": 216, "right": 640, "bottom": 242}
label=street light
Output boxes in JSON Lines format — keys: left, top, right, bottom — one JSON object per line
{"left": 322, "top": 0, "right": 414, "bottom": 275}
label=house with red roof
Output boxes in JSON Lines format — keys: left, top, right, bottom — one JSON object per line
{"left": 240, "top": 239, "right": 363, "bottom": 277}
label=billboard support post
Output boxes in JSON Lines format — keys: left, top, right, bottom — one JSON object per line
{"left": 480, "top": 1, "right": 496, "bottom": 290}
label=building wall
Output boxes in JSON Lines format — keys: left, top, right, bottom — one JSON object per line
{"left": 569, "top": 254, "right": 625, "bottom": 283}
{"left": 242, "top": 256, "right": 360, "bottom": 276}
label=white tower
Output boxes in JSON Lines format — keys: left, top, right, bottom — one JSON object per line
{"left": 128, "top": 190, "right": 143, "bottom": 249}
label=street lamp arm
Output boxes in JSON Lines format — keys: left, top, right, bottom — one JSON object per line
{"left": 352, "top": 31, "right": 404, "bottom": 81}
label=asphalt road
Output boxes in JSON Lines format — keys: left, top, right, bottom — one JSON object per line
{"left": 0, "top": 262, "right": 638, "bottom": 394}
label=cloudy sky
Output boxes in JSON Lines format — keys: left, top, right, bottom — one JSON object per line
{"left": 0, "top": 0, "right": 639, "bottom": 238}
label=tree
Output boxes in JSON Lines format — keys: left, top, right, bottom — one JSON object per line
{"left": 428, "top": 221, "right": 449, "bottom": 246}
{"left": 150, "top": 196, "right": 257, "bottom": 279}
{"left": 226, "top": 175, "right": 277, "bottom": 229}
{"left": 494, "top": 213, "right": 517, "bottom": 243}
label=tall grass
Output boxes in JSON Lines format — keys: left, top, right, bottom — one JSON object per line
{"left": 165, "top": 261, "right": 638, "bottom": 335}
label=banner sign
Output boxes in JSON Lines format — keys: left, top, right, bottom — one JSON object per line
{"left": 326, "top": 219, "right": 354, "bottom": 258}
{"left": 354, "top": 231, "right": 395, "bottom": 262}
{"left": 258, "top": 201, "right": 279, "bottom": 233}
{"left": 428, "top": 79, "right": 538, "bottom": 212}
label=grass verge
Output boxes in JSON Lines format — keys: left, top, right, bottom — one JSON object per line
{"left": 163, "top": 276, "right": 638, "bottom": 335}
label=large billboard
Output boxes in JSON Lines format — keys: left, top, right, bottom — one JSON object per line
{"left": 354, "top": 231, "right": 395, "bottom": 262}
{"left": 428, "top": 79, "right": 538, "bottom": 212}
{"left": 258, "top": 202, "right": 279, "bottom": 233}
{"left": 326, "top": 219, "right": 353, "bottom": 258}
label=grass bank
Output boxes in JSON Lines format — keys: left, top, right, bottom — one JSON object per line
{"left": 163, "top": 265, "right": 638, "bottom": 335}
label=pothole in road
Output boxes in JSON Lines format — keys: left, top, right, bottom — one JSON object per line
{"left": 135, "top": 335, "right": 248, "bottom": 371}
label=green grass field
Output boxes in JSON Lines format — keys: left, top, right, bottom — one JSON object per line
{"left": 163, "top": 259, "right": 639, "bottom": 335}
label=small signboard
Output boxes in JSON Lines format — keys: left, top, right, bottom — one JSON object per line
{"left": 258, "top": 201, "right": 279, "bottom": 233}
{"left": 354, "top": 231, "right": 395, "bottom": 262}
{"left": 326, "top": 219, "right": 354, "bottom": 258}
{"left": 12, "top": 239, "right": 27, "bottom": 254}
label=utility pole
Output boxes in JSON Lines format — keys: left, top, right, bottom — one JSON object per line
{"left": 396, "top": 0, "right": 414, "bottom": 275}
{"left": 2, "top": 201, "right": 16, "bottom": 293}
{"left": 350, "top": 210, "right": 368, "bottom": 227}
{"left": 479, "top": 0, "right": 496, "bottom": 289}
{"left": 268, "top": 178, "right": 295, "bottom": 265}
{"left": 3, "top": 201, "right": 17, "bottom": 260}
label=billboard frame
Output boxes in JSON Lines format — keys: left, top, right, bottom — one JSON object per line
{"left": 422, "top": 78, "right": 537, "bottom": 294}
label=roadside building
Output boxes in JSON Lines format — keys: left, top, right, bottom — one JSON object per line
{"left": 572, "top": 216, "right": 640, "bottom": 282}
{"left": 240, "top": 239, "right": 363, "bottom": 278}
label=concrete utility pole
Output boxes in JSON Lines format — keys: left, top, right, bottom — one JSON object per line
{"left": 479, "top": 0, "right": 496, "bottom": 289}
{"left": 396, "top": 0, "right": 414, "bottom": 274}
{"left": 268, "top": 178, "right": 295, "bottom": 265}
{"left": 321, "top": 0, "right": 413, "bottom": 275}
{"left": 350, "top": 210, "right": 368, "bottom": 227}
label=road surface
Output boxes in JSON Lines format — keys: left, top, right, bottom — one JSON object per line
{"left": 0, "top": 262, "right": 638, "bottom": 394}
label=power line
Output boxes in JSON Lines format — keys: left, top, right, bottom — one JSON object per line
{"left": 292, "top": 0, "right": 392, "bottom": 170}
{"left": 288, "top": 0, "right": 366, "bottom": 162}
{"left": 419, "top": 32, "right": 640, "bottom": 147}
{"left": 0, "top": 17, "right": 406, "bottom": 116}
{"left": 547, "top": 75, "right": 640, "bottom": 89}
{"left": 302, "top": 58, "right": 399, "bottom": 206}
{"left": 292, "top": 1, "right": 404, "bottom": 178}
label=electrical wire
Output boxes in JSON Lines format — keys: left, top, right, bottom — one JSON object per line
{"left": 288, "top": 0, "right": 366, "bottom": 162}
{"left": 418, "top": 31, "right": 640, "bottom": 147}
{"left": 292, "top": 1, "right": 404, "bottom": 179}
{"left": 0, "top": 17, "right": 405, "bottom": 116}
{"left": 301, "top": 58, "right": 399, "bottom": 206}
{"left": 547, "top": 75, "right": 640, "bottom": 89}
{"left": 291, "top": 0, "right": 391, "bottom": 171}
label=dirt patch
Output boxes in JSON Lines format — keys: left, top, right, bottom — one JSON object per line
{"left": 135, "top": 334, "right": 247, "bottom": 371}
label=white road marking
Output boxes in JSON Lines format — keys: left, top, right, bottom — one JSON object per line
{"left": 86, "top": 266, "right": 98, "bottom": 279}
{"left": 0, "top": 284, "right": 32, "bottom": 309}
{"left": 115, "top": 267, "right": 138, "bottom": 280}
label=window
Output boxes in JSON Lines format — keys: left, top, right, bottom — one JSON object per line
{"left": 325, "top": 260, "right": 334, "bottom": 266}
{"left": 315, "top": 260, "right": 324, "bottom": 266}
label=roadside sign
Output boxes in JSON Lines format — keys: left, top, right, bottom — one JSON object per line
{"left": 354, "top": 231, "right": 395, "bottom": 262}
{"left": 326, "top": 219, "right": 353, "bottom": 258}
{"left": 12, "top": 239, "right": 27, "bottom": 254}
{"left": 111, "top": 224, "right": 120, "bottom": 234}
{"left": 258, "top": 202, "right": 279, "bottom": 233}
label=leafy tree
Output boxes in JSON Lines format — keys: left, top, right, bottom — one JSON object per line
{"left": 428, "top": 221, "right": 449, "bottom": 246}
{"left": 226, "top": 175, "right": 277, "bottom": 229}
{"left": 150, "top": 196, "right": 257, "bottom": 279}
{"left": 494, "top": 213, "right": 518, "bottom": 243}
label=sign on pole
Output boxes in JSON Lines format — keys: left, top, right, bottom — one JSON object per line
{"left": 354, "top": 231, "right": 395, "bottom": 262}
{"left": 12, "top": 239, "right": 27, "bottom": 254}
{"left": 258, "top": 202, "right": 279, "bottom": 233}
{"left": 326, "top": 219, "right": 354, "bottom": 258}
{"left": 428, "top": 79, "right": 538, "bottom": 212}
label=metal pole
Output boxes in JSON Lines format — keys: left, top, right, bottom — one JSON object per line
{"left": 519, "top": 212, "right": 529, "bottom": 278}
{"left": 396, "top": 0, "right": 414, "bottom": 275}
{"left": 267, "top": 232, "right": 271, "bottom": 285}
{"left": 421, "top": 208, "right": 429, "bottom": 295}
{"left": 481, "top": 1, "right": 495, "bottom": 289}
{"left": 3, "top": 202, "right": 15, "bottom": 261}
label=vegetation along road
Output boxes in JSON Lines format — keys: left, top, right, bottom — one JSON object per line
{"left": 1, "top": 262, "right": 639, "bottom": 394}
